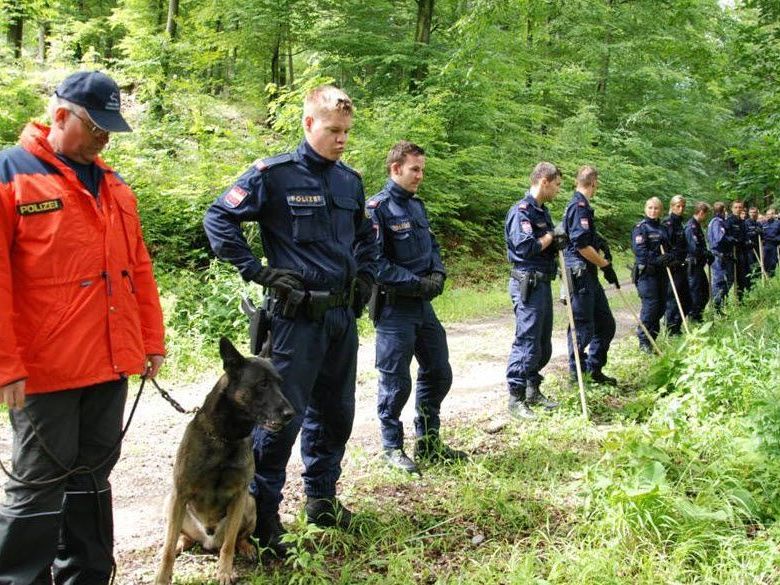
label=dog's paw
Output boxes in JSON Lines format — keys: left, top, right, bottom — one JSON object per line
{"left": 175, "top": 534, "right": 195, "bottom": 555}
{"left": 153, "top": 569, "right": 173, "bottom": 585}
{"left": 216, "top": 566, "right": 237, "bottom": 585}
{"left": 236, "top": 538, "right": 258, "bottom": 561}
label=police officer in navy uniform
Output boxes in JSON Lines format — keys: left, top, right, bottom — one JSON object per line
{"left": 203, "top": 85, "right": 378, "bottom": 555}
{"left": 724, "top": 200, "right": 749, "bottom": 300}
{"left": 745, "top": 206, "right": 763, "bottom": 285}
{"left": 762, "top": 208, "right": 780, "bottom": 275}
{"left": 631, "top": 197, "right": 671, "bottom": 352}
{"left": 561, "top": 165, "right": 618, "bottom": 385}
{"left": 366, "top": 141, "right": 466, "bottom": 475}
{"left": 684, "top": 201, "right": 712, "bottom": 322}
{"left": 661, "top": 195, "right": 691, "bottom": 335}
{"left": 707, "top": 201, "right": 735, "bottom": 312}
{"left": 505, "top": 162, "right": 567, "bottom": 419}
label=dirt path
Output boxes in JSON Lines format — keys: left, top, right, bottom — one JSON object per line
{"left": 0, "top": 285, "right": 638, "bottom": 583}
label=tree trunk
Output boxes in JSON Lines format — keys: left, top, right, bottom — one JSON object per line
{"left": 410, "top": 0, "right": 435, "bottom": 91}
{"left": 596, "top": 0, "right": 613, "bottom": 116}
{"left": 7, "top": 4, "right": 23, "bottom": 60}
{"left": 287, "top": 34, "right": 294, "bottom": 88}
{"left": 166, "top": 0, "right": 179, "bottom": 40}
{"left": 37, "top": 21, "right": 50, "bottom": 63}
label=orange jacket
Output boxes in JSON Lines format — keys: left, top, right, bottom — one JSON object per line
{"left": 0, "top": 123, "right": 165, "bottom": 394}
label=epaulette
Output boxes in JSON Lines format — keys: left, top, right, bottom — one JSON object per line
{"left": 366, "top": 192, "right": 390, "bottom": 209}
{"left": 336, "top": 160, "right": 363, "bottom": 179}
{"left": 518, "top": 202, "right": 529, "bottom": 210}
{"left": 253, "top": 153, "right": 294, "bottom": 172}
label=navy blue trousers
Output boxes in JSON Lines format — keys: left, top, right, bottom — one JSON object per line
{"left": 251, "top": 307, "right": 357, "bottom": 515}
{"left": 566, "top": 270, "right": 615, "bottom": 374}
{"left": 506, "top": 278, "right": 552, "bottom": 391}
{"left": 665, "top": 267, "right": 691, "bottom": 335}
{"left": 711, "top": 255, "right": 734, "bottom": 311}
{"left": 687, "top": 264, "right": 709, "bottom": 321}
{"left": 764, "top": 244, "right": 778, "bottom": 276}
{"left": 636, "top": 272, "right": 666, "bottom": 351}
{"left": 374, "top": 298, "right": 452, "bottom": 450}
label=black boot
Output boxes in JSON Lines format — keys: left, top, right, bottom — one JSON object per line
{"left": 590, "top": 370, "right": 618, "bottom": 386}
{"left": 254, "top": 513, "right": 289, "bottom": 558}
{"left": 508, "top": 386, "right": 536, "bottom": 420}
{"left": 414, "top": 435, "right": 468, "bottom": 464}
{"left": 383, "top": 448, "right": 420, "bottom": 474}
{"left": 525, "top": 384, "right": 558, "bottom": 410}
{"left": 305, "top": 497, "right": 353, "bottom": 529}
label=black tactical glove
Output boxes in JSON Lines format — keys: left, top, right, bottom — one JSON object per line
{"left": 428, "top": 272, "right": 445, "bottom": 297}
{"left": 601, "top": 263, "right": 620, "bottom": 288}
{"left": 252, "top": 267, "right": 305, "bottom": 294}
{"left": 552, "top": 225, "right": 569, "bottom": 252}
{"left": 354, "top": 272, "right": 373, "bottom": 307}
{"left": 705, "top": 250, "right": 715, "bottom": 265}
{"left": 602, "top": 242, "right": 613, "bottom": 262}
{"left": 418, "top": 276, "right": 441, "bottom": 301}
{"left": 656, "top": 253, "right": 674, "bottom": 268}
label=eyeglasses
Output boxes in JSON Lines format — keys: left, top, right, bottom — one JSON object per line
{"left": 70, "top": 111, "right": 109, "bottom": 137}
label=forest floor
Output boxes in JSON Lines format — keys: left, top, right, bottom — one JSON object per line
{"left": 0, "top": 284, "right": 639, "bottom": 584}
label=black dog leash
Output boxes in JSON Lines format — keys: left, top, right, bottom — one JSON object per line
{"left": 151, "top": 378, "right": 199, "bottom": 414}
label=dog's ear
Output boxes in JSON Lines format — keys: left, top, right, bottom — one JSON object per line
{"left": 219, "top": 337, "right": 246, "bottom": 372}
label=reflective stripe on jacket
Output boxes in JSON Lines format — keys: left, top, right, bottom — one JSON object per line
{"left": 0, "top": 123, "right": 165, "bottom": 393}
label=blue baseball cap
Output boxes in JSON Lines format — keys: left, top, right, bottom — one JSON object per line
{"left": 55, "top": 71, "right": 132, "bottom": 133}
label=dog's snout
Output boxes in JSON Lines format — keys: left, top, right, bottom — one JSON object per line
{"left": 280, "top": 404, "right": 295, "bottom": 423}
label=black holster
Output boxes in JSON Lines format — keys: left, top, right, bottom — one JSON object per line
{"left": 367, "top": 283, "right": 385, "bottom": 323}
{"left": 241, "top": 296, "right": 272, "bottom": 356}
{"left": 511, "top": 270, "right": 533, "bottom": 303}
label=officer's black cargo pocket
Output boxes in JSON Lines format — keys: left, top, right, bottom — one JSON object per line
{"left": 332, "top": 196, "right": 359, "bottom": 246}
{"left": 288, "top": 203, "right": 329, "bottom": 243}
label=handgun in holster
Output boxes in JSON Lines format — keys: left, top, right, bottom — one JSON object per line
{"left": 563, "top": 265, "right": 575, "bottom": 300}
{"left": 349, "top": 278, "right": 365, "bottom": 319}
{"left": 367, "top": 283, "right": 385, "bottom": 323}
{"left": 518, "top": 272, "right": 532, "bottom": 304}
{"left": 241, "top": 295, "right": 272, "bottom": 356}
{"left": 630, "top": 264, "right": 640, "bottom": 284}
{"left": 282, "top": 289, "right": 306, "bottom": 319}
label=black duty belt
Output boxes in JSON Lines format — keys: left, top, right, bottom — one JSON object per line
{"left": 510, "top": 269, "right": 554, "bottom": 284}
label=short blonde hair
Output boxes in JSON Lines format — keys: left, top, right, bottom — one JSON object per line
{"left": 670, "top": 195, "right": 686, "bottom": 207}
{"left": 302, "top": 85, "right": 353, "bottom": 122}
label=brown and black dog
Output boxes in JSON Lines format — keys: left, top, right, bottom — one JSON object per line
{"left": 155, "top": 337, "right": 295, "bottom": 585}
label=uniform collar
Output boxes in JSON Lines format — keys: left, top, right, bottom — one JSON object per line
{"left": 386, "top": 179, "right": 415, "bottom": 200}
{"left": 525, "top": 191, "right": 545, "bottom": 211}
{"left": 574, "top": 191, "right": 590, "bottom": 207}
{"left": 297, "top": 139, "right": 335, "bottom": 170}
{"left": 643, "top": 215, "right": 660, "bottom": 226}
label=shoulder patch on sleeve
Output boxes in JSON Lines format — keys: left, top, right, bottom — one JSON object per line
{"left": 577, "top": 201, "right": 586, "bottom": 207}
{"left": 253, "top": 152, "right": 293, "bottom": 172}
{"left": 224, "top": 185, "right": 249, "bottom": 208}
{"left": 518, "top": 202, "right": 529, "bottom": 210}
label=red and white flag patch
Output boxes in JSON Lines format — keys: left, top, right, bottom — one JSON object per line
{"left": 521, "top": 221, "right": 532, "bottom": 234}
{"left": 225, "top": 185, "right": 248, "bottom": 208}
{"left": 635, "top": 234, "right": 644, "bottom": 244}
{"left": 580, "top": 218, "right": 589, "bottom": 228}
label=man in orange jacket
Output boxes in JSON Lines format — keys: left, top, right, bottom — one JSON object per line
{"left": 0, "top": 71, "right": 165, "bottom": 585}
